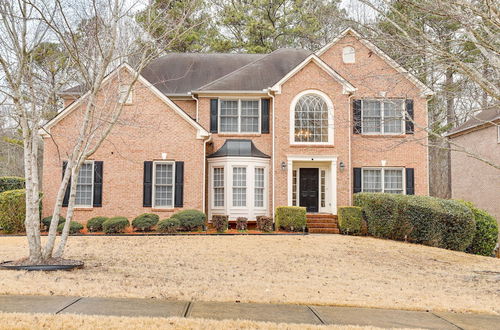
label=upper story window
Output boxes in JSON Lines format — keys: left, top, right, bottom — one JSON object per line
{"left": 292, "top": 91, "right": 333, "bottom": 144}
{"left": 342, "top": 46, "right": 355, "bottom": 63}
{"left": 153, "top": 161, "right": 174, "bottom": 208}
{"left": 220, "top": 99, "right": 260, "bottom": 133}
{"left": 119, "top": 84, "right": 133, "bottom": 104}
{"left": 362, "top": 99, "right": 404, "bottom": 134}
{"left": 362, "top": 168, "right": 404, "bottom": 194}
{"left": 75, "top": 162, "right": 94, "bottom": 206}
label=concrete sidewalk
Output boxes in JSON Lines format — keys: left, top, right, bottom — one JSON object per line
{"left": 0, "top": 295, "right": 498, "bottom": 329}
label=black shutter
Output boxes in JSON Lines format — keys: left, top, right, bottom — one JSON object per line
{"left": 405, "top": 99, "right": 414, "bottom": 134}
{"left": 174, "top": 161, "right": 184, "bottom": 208}
{"left": 353, "top": 100, "right": 362, "bottom": 134}
{"left": 210, "top": 99, "right": 218, "bottom": 133}
{"left": 261, "top": 99, "right": 270, "bottom": 134}
{"left": 93, "top": 161, "right": 103, "bottom": 207}
{"left": 62, "top": 161, "right": 70, "bottom": 207}
{"left": 353, "top": 167, "right": 362, "bottom": 193}
{"left": 143, "top": 161, "right": 153, "bottom": 207}
{"left": 406, "top": 168, "right": 415, "bottom": 195}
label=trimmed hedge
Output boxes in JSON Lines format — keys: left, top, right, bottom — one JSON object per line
{"left": 213, "top": 215, "right": 228, "bottom": 233}
{"left": 458, "top": 201, "right": 499, "bottom": 256}
{"left": 86, "top": 216, "right": 108, "bottom": 232}
{"left": 158, "top": 218, "right": 180, "bottom": 233}
{"left": 102, "top": 217, "right": 129, "bottom": 234}
{"left": 42, "top": 215, "right": 66, "bottom": 231}
{"left": 171, "top": 209, "right": 206, "bottom": 231}
{"left": 236, "top": 217, "right": 248, "bottom": 231}
{"left": 256, "top": 216, "right": 273, "bottom": 232}
{"left": 275, "top": 206, "right": 306, "bottom": 232}
{"left": 57, "top": 221, "right": 83, "bottom": 234}
{"left": 0, "top": 189, "right": 25, "bottom": 233}
{"left": 338, "top": 206, "right": 363, "bottom": 235}
{"left": 354, "top": 193, "right": 476, "bottom": 251}
{"left": 0, "top": 176, "right": 25, "bottom": 193}
{"left": 132, "top": 213, "right": 159, "bottom": 232}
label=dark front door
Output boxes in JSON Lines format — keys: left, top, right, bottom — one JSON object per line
{"left": 299, "top": 168, "right": 319, "bottom": 212}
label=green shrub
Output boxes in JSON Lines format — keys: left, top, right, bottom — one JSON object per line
{"left": 57, "top": 221, "right": 83, "bottom": 234}
{"left": 338, "top": 206, "right": 363, "bottom": 235}
{"left": 132, "top": 213, "right": 159, "bottom": 232}
{"left": 171, "top": 209, "right": 206, "bottom": 231}
{"left": 86, "top": 216, "right": 108, "bottom": 232}
{"left": 458, "top": 201, "right": 499, "bottom": 256}
{"left": 275, "top": 206, "right": 306, "bottom": 232}
{"left": 212, "top": 215, "right": 228, "bottom": 233}
{"left": 42, "top": 215, "right": 66, "bottom": 231}
{"left": 256, "top": 216, "right": 273, "bottom": 232}
{"left": 102, "top": 217, "right": 129, "bottom": 234}
{"left": 0, "top": 189, "right": 26, "bottom": 233}
{"left": 157, "top": 218, "right": 180, "bottom": 233}
{"left": 236, "top": 217, "right": 248, "bottom": 231}
{"left": 0, "top": 176, "right": 25, "bottom": 193}
{"left": 354, "top": 193, "right": 476, "bottom": 251}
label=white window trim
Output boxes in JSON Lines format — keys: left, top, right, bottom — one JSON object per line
{"left": 254, "top": 166, "right": 266, "bottom": 209}
{"left": 218, "top": 98, "right": 261, "bottom": 134}
{"left": 152, "top": 161, "right": 176, "bottom": 209}
{"left": 289, "top": 90, "right": 334, "bottom": 145}
{"left": 361, "top": 99, "right": 405, "bottom": 135}
{"left": 361, "top": 167, "right": 406, "bottom": 194}
{"left": 75, "top": 160, "right": 95, "bottom": 208}
{"left": 231, "top": 165, "right": 248, "bottom": 208}
{"left": 119, "top": 84, "right": 133, "bottom": 105}
{"left": 212, "top": 166, "right": 225, "bottom": 209}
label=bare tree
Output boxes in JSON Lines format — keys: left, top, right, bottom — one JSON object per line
{"left": 0, "top": 0, "right": 198, "bottom": 264}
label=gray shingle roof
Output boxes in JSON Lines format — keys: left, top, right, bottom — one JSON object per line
{"left": 207, "top": 139, "right": 270, "bottom": 158}
{"left": 198, "top": 48, "right": 312, "bottom": 91}
{"left": 448, "top": 107, "right": 500, "bottom": 137}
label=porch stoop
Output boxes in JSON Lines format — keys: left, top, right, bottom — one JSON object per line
{"left": 306, "top": 214, "right": 340, "bottom": 234}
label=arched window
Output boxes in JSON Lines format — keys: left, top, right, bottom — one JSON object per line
{"left": 293, "top": 92, "right": 332, "bottom": 143}
{"left": 342, "top": 46, "right": 355, "bottom": 63}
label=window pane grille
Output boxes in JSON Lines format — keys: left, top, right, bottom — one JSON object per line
{"left": 220, "top": 100, "right": 239, "bottom": 132}
{"left": 254, "top": 167, "right": 264, "bottom": 207}
{"left": 232, "top": 167, "right": 247, "bottom": 207}
{"left": 362, "top": 168, "right": 404, "bottom": 194}
{"left": 292, "top": 170, "right": 297, "bottom": 206}
{"left": 241, "top": 100, "right": 259, "bottom": 133}
{"left": 384, "top": 169, "right": 404, "bottom": 194}
{"left": 294, "top": 94, "right": 329, "bottom": 143}
{"left": 154, "top": 163, "right": 174, "bottom": 207}
{"left": 362, "top": 100, "right": 382, "bottom": 133}
{"left": 320, "top": 170, "right": 326, "bottom": 207}
{"left": 383, "top": 101, "right": 403, "bottom": 133}
{"left": 362, "top": 100, "right": 403, "bottom": 134}
{"left": 213, "top": 167, "right": 224, "bottom": 207}
{"left": 362, "top": 169, "right": 382, "bottom": 192}
{"left": 75, "top": 163, "right": 93, "bottom": 206}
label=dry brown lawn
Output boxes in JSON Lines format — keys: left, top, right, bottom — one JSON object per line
{"left": 0, "top": 235, "right": 499, "bottom": 315}
{"left": 0, "top": 313, "right": 395, "bottom": 330}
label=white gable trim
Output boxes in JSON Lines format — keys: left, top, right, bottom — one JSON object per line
{"left": 270, "top": 55, "right": 356, "bottom": 95}
{"left": 40, "top": 63, "right": 209, "bottom": 140}
{"left": 317, "top": 28, "right": 434, "bottom": 97}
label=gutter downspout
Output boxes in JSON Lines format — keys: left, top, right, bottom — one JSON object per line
{"left": 267, "top": 89, "right": 276, "bottom": 218}
{"left": 202, "top": 134, "right": 212, "bottom": 215}
{"left": 191, "top": 93, "right": 199, "bottom": 122}
{"left": 348, "top": 93, "right": 354, "bottom": 206}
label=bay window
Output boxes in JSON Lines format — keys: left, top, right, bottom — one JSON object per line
{"left": 254, "top": 167, "right": 264, "bottom": 207}
{"left": 213, "top": 167, "right": 224, "bottom": 207}
{"left": 232, "top": 167, "right": 247, "bottom": 207}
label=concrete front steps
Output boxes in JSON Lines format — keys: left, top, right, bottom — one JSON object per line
{"left": 306, "top": 214, "right": 340, "bottom": 234}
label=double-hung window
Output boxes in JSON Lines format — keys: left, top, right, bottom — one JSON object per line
{"left": 254, "top": 167, "right": 265, "bottom": 207}
{"left": 213, "top": 167, "right": 224, "bottom": 207}
{"left": 362, "top": 168, "right": 404, "bottom": 194}
{"left": 153, "top": 162, "right": 174, "bottom": 208}
{"left": 75, "top": 162, "right": 94, "bottom": 206}
{"left": 220, "top": 99, "right": 260, "bottom": 133}
{"left": 232, "top": 167, "right": 247, "bottom": 207}
{"left": 362, "top": 100, "right": 404, "bottom": 134}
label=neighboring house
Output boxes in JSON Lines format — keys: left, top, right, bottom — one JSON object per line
{"left": 41, "top": 28, "right": 432, "bottom": 226}
{"left": 448, "top": 107, "right": 500, "bottom": 224}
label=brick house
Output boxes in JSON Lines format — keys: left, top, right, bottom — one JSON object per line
{"left": 41, "top": 28, "right": 432, "bottom": 227}
{"left": 448, "top": 107, "right": 500, "bottom": 225}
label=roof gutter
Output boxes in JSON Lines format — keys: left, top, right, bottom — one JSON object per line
{"left": 191, "top": 90, "right": 270, "bottom": 95}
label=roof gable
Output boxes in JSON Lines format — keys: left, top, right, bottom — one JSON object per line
{"left": 317, "top": 28, "right": 433, "bottom": 97}
{"left": 41, "top": 63, "right": 209, "bottom": 139}
{"left": 270, "top": 54, "right": 356, "bottom": 94}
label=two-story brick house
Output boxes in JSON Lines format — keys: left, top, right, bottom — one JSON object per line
{"left": 41, "top": 28, "right": 432, "bottom": 227}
